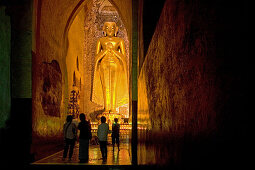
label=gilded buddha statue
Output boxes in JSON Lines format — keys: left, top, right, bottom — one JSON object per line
{"left": 92, "top": 22, "right": 128, "bottom": 113}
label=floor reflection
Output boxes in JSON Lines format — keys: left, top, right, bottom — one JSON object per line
{"left": 138, "top": 143, "right": 157, "bottom": 165}
{"left": 32, "top": 132, "right": 131, "bottom": 165}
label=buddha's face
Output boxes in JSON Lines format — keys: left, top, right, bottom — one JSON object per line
{"left": 103, "top": 22, "right": 117, "bottom": 37}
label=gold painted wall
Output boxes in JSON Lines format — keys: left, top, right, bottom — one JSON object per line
{"left": 32, "top": 0, "right": 81, "bottom": 141}
{"left": 66, "top": 7, "right": 86, "bottom": 115}
{"left": 32, "top": 0, "right": 84, "bottom": 160}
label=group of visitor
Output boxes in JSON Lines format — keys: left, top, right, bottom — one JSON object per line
{"left": 62, "top": 114, "right": 120, "bottom": 163}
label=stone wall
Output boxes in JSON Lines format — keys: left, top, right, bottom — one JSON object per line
{"left": 31, "top": 0, "right": 83, "bottom": 160}
{"left": 138, "top": 0, "right": 245, "bottom": 168}
{"left": 40, "top": 60, "right": 62, "bottom": 117}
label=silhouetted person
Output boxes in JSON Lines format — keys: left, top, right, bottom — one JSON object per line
{"left": 78, "top": 113, "right": 92, "bottom": 163}
{"left": 63, "top": 115, "right": 77, "bottom": 161}
{"left": 112, "top": 118, "right": 120, "bottom": 151}
{"left": 97, "top": 116, "right": 110, "bottom": 162}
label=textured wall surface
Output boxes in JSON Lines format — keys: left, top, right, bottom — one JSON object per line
{"left": 40, "top": 60, "right": 62, "bottom": 117}
{"left": 138, "top": 0, "right": 245, "bottom": 168}
{"left": 32, "top": 0, "right": 83, "bottom": 160}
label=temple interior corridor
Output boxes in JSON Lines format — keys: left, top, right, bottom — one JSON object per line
{"left": 0, "top": 0, "right": 249, "bottom": 169}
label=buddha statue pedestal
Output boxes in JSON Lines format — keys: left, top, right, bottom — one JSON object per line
{"left": 98, "top": 111, "right": 121, "bottom": 130}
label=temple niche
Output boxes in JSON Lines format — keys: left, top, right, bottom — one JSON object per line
{"left": 78, "top": 0, "right": 130, "bottom": 122}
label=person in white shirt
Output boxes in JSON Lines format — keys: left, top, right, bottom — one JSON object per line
{"left": 62, "top": 115, "right": 77, "bottom": 161}
{"left": 97, "top": 116, "right": 110, "bottom": 162}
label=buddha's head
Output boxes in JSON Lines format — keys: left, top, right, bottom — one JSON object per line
{"left": 103, "top": 22, "right": 118, "bottom": 37}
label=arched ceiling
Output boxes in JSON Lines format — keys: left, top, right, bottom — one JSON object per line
{"left": 34, "top": 0, "right": 132, "bottom": 57}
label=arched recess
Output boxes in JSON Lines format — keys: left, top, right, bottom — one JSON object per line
{"left": 32, "top": 0, "right": 132, "bottom": 160}
{"left": 63, "top": 0, "right": 130, "bottom": 47}
{"left": 65, "top": 0, "right": 130, "bottom": 118}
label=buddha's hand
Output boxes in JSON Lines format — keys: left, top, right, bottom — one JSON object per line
{"left": 107, "top": 48, "right": 112, "bottom": 53}
{"left": 106, "top": 42, "right": 113, "bottom": 52}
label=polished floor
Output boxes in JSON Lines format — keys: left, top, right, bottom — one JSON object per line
{"left": 32, "top": 143, "right": 131, "bottom": 165}
{"left": 32, "top": 133, "right": 131, "bottom": 166}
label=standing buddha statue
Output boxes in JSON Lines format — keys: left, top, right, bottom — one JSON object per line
{"left": 92, "top": 21, "right": 128, "bottom": 113}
